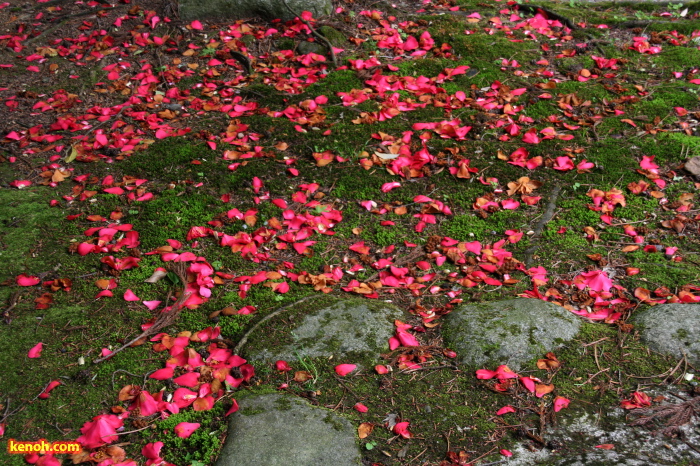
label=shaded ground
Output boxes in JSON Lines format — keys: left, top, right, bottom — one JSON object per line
{"left": 1, "top": 0, "right": 700, "bottom": 464}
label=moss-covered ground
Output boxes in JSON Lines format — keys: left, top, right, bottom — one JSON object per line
{"left": 1, "top": 0, "right": 700, "bottom": 464}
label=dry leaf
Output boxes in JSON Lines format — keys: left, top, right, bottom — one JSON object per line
{"left": 358, "top": 422, "right": 374, "bottom": 439}
{"left": 294, "top": 371, "right": 313, "bottom": 383}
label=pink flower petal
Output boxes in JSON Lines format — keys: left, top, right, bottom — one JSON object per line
{"left": 123, "top": 289, "right": 140, "bottom": 301}
{"left": 142, "top": 442, "right": 163, "bottom": 460}
{"left": 28, "top": 342, "right": 43, "bottom": 358}
{"left": 519, "top": 376, "right": 536, "bottom": 393}
{"left": 375, "top": 365, "right": 389, "bottom": 374}
{"left": 39, "top": 380, "right": 61, "bottom": 400}
{"left": 335, "top": 364, "right": 357, "bottom": 376}
{"left": 174, "top": 372, "right": 200, "bottom": 387}
{"left": 95, "top": 290, "right": 113, "bottom": 299}
{"left": 174, "top": 422, "right": 200, "bottom": 438}
{"left": 347, "top": 402, "right": 366, "bottom": 414}
{"left": 143, "top": 300, "right": 162, "bottom": 310}
{"left": 476, "top": 369, "right": 497, "bottom": 380}
{"left": 393, "top": 421, "right": 412, "bottom": 438}
{"left": 225, "top": 399, "right": 239, "bottom": 416}
{"left": 16, "top": 274, "right": 40, "bottom": 286}
{"left": 553, "top": 396, "right": 570, "bottom": 412}
{"left": 381, "top": 182, "right": 401, "bottom": 193}
{"left": 496, "top": 405, "right": 516, "bottom": 415}
{"left": 150, "top": 367, "right": 174, "bottom": 380}
{"left": 275, "top": 360, "right": 292, "bottom": 372}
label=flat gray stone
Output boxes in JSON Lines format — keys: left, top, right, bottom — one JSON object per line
{"left": 442, "top": 298, "right": 580, "bottom": 370}
{"left": 179, "top": 0, "right": 332, "bottom": 22}
{"left": 633, "top": 304, "right": 700, "bottom": 365}
{"left": 505, "top": 401, "right": 700, "bottom": 465}
{"left": 215, "top": 394, "right": 361, "bottom": 466}
{"left": 248, "top": 297, "right": 405, "bottom": 363}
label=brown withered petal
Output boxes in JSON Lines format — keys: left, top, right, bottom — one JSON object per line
{"left": 294, "top": 371, "right": 313, "bottom": 383}
{"left": 358, "top": 422, "right": 374, "bottom": 439}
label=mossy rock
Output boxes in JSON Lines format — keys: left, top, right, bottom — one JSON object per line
{"left": 442, "top": 299, "right": 581, "bottom": 370}
{"left": 318, "top": 26, "right": 347, "bottom": 47}
{"left": 246, "top": 296, "right": 405, "bottom": 363}
{"left": 297, "top": 40, "right": 328, "bottom": 56}
{"left": 633, "top": 304, "right": 700, "bottom": 366}
{"left": 215, "top": 394, "right": 361, "bottom": 466}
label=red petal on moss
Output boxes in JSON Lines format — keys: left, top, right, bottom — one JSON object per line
{"left": 354, "top": 403, "right": 369, "bottom": 413}
{"left": 16, "top": 274, "right": 40, "bottom": 286}
{"left": 553, "top": 396, "right": 570, "bottom": 412}
{"left": 174, "top": 422, "right": 200, "bottom": 438}
{"left": 28, "top": 342, "right": 43, "bottom": 358}
{"left": 393, "top": 421, "right": 412, "bottom": 438}
{"left": 123, "top": 289, "right": 140, "bottom": 301}
{"left": 38, "top": 380, "right": 61, "bottom": 399}
{"left": 335, "top": 364, "right": 357, "bottom": 376}
{"left": 496, "top": 405, "right": 516, "bottom": 415}
{"left": 150, "top": 367, "right": 174, "bottom": 380}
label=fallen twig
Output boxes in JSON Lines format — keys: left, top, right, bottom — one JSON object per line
{"left": 233, "top": 294, "right": 326, "bottom": 355}
{"left": 524, "top": 185, "right": 562, "bottom": 267}
{"left": 94, "top": 265, "right": 190, "bottom": 364}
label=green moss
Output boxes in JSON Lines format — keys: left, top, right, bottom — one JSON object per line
{"left": 0, "top": 188, "right": 65, "bottom": 281}
{"left": 154, "top": 404, "right": 225, "bottom": 465}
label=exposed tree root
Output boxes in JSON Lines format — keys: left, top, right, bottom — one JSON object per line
{"left": 524, "top": 185, "right": 562, "bottom": 268}
{"left": 93, "top": 263, "right": 190, "bottom": 364}
{"left": 233, "top": 294, "right": 327, "bottom": 355}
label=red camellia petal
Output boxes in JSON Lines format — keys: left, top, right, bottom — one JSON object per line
{"left": 500, "top": 449, "right": 513, "bottom": 457}
{"left": 38, "top": 380, "right": 61, "bottom": 399}
{"left": 393, "top": 421, "right": 412, "bottom": 438}
{"left": 496, "top": 405, "right": 516, "bottom": 415}
{"left": 225, "top": 399, "right": 240, "bottom": 416}
{"left": 553, "top": 396, "right": 570, "bottom": 412}
{"left": 28, "top": 342, "right": 43, "bottom": 358}
{"left": 174, "top": 422, "right": 200, "bottom": 438}
{"left": 16, "top": 274, "right": 41, "bottom": 286}
{"left": 476, "top": 369, "right": 497, "bottom": 380}
{"left": 275, "top": 360, "right": 292, "bottom": 372}
{"left": 354, "top": 403, "right": 369, "bottom": 413}
{"left": 142, "top": 441, "right": 164, "bottom": 461}
{"left": 76, "top": 414, "right": 123, "bottom": 449}
{"left": 123, "top": 289, "right": 140, "bottom": 301}
{"left": 375, "top": 365, "right": 389, "bottom": 374}
{"left": 519, "top": 376, "right": 536, "bottom": 393}
{"left": 150, "top": 367, "right": 174, "bottom": 380}
{"left": 335, "top": 364, "right": 357, "bottom": 376}
{"left": 174, "top": 372, "right": 200, "bottom": 387}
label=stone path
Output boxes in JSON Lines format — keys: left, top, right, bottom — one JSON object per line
{"left": 216, "top": 297, "right": 700, "bottom": 465}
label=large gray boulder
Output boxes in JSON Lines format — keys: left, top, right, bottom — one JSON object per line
{"left": 179, "top": 0, "right": 332, "bottom": 22}
{"left": 247, "top": 297, "right": 405, "bottom": 363}
{"left": 634, "top": 303, "right": 700, "bottom": 365}
{"left": 215, "top": 394, "right": 361, "bottom": 466}
{"left": 442, "top": 299, "right": 581, "bottom": 370}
